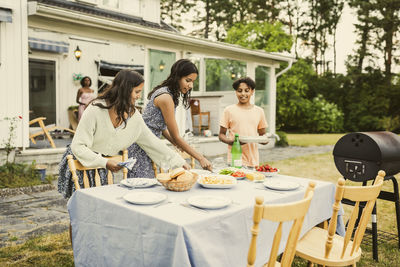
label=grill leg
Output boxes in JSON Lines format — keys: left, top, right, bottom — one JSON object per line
{"left": 391, "top": 177, "right": 400, "bottom": 249}
{"left": 372, "top": 204, "right": 378, "bottom": 261}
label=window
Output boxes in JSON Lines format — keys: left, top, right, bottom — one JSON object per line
{"left": 185, "top": 53, "right": 200, "bottom": 92}
{"left": 255, "top": 65, "right": 271, "bottom": 128}
{"left": 205, "top": 58, "right": 246, "bottom": 92}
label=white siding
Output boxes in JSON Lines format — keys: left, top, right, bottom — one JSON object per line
{"left": 141, "top": 0, "right": 160, "bottom": 24}
{"left": 0, "top": 0, "right": 29, "bottom": 149}
{"left": 28, "top": 28, "right": 145, "bottom": 128}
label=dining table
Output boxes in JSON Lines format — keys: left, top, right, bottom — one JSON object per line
{"left": 68, "top": 174, "right": 343, "bottom": 267}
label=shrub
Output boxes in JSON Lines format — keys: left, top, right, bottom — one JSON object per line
{"left": 0, "top": 162, "right": 45, "bottom": 189}
{"left": 303, "top": 95, "right": 344, "bottom": 133}
{"left": 275, "top": 131, "right": 289, "bottom": 147}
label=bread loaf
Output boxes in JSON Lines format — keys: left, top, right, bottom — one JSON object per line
{"left": 177, "top": 171, "right": 193, "bottom": 182}
{"left": 170, "top": 167, "right": 185, "bottom": 178}
{"left": 156, "top": 173, "right": 171, "bottom": 182}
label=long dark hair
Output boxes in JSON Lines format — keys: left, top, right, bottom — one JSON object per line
{"left": 92, "top": 69, "right": 144, "bottom": 128}
{"left": 148, "top": 59, "right": 198, "bottom": 109}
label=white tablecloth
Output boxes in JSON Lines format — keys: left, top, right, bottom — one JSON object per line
{"left": 68, "top": 175, "right": 338, "bottom": 267}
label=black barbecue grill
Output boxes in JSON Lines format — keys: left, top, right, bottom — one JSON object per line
{"left": 333, "top": 131, "right": 400, "bottom": 261}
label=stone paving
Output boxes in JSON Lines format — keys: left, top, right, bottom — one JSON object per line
{"left": 0, "top": 145, "right": 333, "bottom": 248}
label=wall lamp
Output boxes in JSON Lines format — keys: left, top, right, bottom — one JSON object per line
{"left": 159, "top": 60, "right": 165, "bottom": 71}
{"left": 74, "top": 46, "right": 82, "bottom": 61}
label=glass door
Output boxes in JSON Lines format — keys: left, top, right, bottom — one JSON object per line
{"left": 149, "top": 49, "right": 176, "bottom": 91}
{"left": 29, "top": 59, "right": 56, "bottom": 124}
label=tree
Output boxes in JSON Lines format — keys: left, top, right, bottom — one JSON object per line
{"left": 225, "top": 22, "right": 292, "bottom": 52}
{"left": 348, "top": 0, "right": 375, "bottom": 73}
{"left": 298, "top": 0, "right": 344, "bottom": 74}
{"left": 370, "top": 0, "right": 400, "bottom": 83}
{"left": 190, "top": 0, "right": 285, "bottom": 40}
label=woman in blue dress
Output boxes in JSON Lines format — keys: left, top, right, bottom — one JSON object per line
{"left": 128, "top": 59, "right": 212, "bottom": 178}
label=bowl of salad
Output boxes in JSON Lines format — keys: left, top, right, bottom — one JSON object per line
{"left": 217, "top": 167, "right": 247, "bottom": 179}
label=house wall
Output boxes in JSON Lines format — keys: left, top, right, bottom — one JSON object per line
{"left": 0, "top": 0, "right": 29, "bottom": 149}
{"left": 28, "top": 26, "right": 145, "bottom": 128}
{"left": 71, "top": 0, "right": 160, "bottom": 24}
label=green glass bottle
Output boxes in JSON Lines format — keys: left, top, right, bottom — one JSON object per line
{"left": 231, "top": 133, "right": 242, "bottom": 168}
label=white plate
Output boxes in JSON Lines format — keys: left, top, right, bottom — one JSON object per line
{"left": 263, "top": 179, "right": 300, "bottom": 191}
{"left": 120, "top": 178, "right": 158, "bottom": 188}
{"left": 123, "top": 192, "right": 167, "bottom": 205}
{"left": 240, "top": 135, "right": 269, "bottom": 143}
{"left": 198, "top": 174, "right": 237, "bottom": 189}
{"left": 187, "top": 195, "right": 232, "bottom": 209}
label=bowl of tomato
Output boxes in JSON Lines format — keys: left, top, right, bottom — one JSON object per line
{"left": 256, "top": 164, "right": 279, "bottom": 177}
{"left": 231, "top": 170, "right": 246, "bottom": 179}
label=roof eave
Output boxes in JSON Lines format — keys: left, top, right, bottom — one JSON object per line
{"left": 33, "top": 4, "right": 295, "bottom": 63}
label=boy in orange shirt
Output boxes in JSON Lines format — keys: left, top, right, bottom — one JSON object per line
{"left": 219, "top": 77, "right": 268, "bottom": 167}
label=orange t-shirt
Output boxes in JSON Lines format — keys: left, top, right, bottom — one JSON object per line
{"left": 220, "top": 104, "right": 268, "bottom": 167}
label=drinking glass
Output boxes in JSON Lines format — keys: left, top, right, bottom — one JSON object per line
{"left": 212, "top": 157, "right": 226, "bottom": 172}
{"left": 160, "top": 157, "right": 171, "bottom": 173}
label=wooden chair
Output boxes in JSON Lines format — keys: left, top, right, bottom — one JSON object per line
{"left": 295, "top": 171, "right": 385, "bottom": 267}
{"left": 67, "top": 107, "right": 79, "bottom": 131}
{"left": 66, "top": 150, "right": 128, "bottom": 190}
{"left": 190, "top": 99, "right": 210, "bottom": 135}
{"left": 29, "top": 117, "right": 75, "bottom": 148}
{"left": 67, "top": 150, "right": 128, "bottom": 246}
{"left": 247, "top": 181, "right": 316, "bottom": 267}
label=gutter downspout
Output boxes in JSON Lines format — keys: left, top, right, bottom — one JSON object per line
{"left": 275, "top": 59, "right": 293, "bottom": 78}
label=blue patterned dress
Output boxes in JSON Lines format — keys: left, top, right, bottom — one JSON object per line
{"left": 127, "top": 87, "right": 175, "bottom": 178}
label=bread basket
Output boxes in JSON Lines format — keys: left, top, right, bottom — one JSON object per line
{"left": 158, "top": 171, "right": 198, "bottom": 192}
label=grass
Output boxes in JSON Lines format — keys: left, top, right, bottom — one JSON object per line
{"left": 287, "top": 133, "right": 345, "bottom": 146}
{"left": 1, "top": 139, "right": 399, "bottom": 266}
{"left": 0, "top": 232, "right": 73, "bottom": 267}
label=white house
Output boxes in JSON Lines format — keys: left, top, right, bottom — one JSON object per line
{"left": 0, "top": 0, "right": 294, "bottom": 152}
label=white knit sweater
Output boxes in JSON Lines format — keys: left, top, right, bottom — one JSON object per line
{"left": 71, "top": 101, "right": 185, "bottom": 169}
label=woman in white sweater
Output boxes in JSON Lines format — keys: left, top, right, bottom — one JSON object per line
{"left": 58, "top": 69, "right": 187, "bottom": 198}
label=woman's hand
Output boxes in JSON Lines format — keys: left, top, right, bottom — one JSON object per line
{"left": 200, "top": 157, "right": 212, "bottom": 171}
{"left": 182, "top": 162, "right": 191, "bottom": 170}
{"left": 106, "top": 159, "right": 122, "bottom": 172}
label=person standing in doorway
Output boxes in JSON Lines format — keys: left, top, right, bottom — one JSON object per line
{"left": 127, "top": 59, "right": 212, "bottom": 178}
{"left": 76, "top": 76, "right": 95, "bottom": 121}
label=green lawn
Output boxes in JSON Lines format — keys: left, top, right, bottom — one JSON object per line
{"left": 287, "top": 133, "right": 345, "bottom": 146}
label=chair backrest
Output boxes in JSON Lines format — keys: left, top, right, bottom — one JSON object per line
{"left": 67, "top": 150, "right": 128, "bottom": 190}
{"left": 325, "top": 170, "right": 385, "bottom": 259}
{"left": 247, "top": 182, "right": 316, "bottom": 267}
{"left": 190, "top": 99, "right": 201, "bottom": 115}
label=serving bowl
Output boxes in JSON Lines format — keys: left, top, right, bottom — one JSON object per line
{"left": 158, "top": 171, "right": 198, "bottom": 192}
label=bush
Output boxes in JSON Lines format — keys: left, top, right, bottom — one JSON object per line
{"left": 303, "top": 95, "right": 344, "bottom": 133}
{"left": 0, "top": 162, "right": 46, "bottom": 189}
{"left": 275, "top": 131, "right": 289, "bottom": 147}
